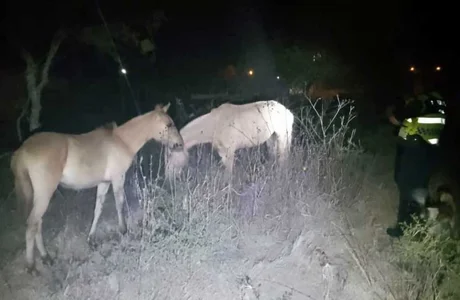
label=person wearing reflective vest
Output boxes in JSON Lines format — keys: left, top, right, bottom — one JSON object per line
{"left": 386, "top": 86, "right": 447, "bottom": 238}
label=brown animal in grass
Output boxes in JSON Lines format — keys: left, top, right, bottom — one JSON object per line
{"left": 307, "top": 81, "right": 348, "bottom": 101}
{"left": 413, "top": 168, "right": 460, "bottom": 239}
{"left": 10, "top": 103, "right": 183, "bottom": 274}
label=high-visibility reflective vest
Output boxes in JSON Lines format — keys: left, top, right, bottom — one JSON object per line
{"left": 398, "top": 113, "right": 446, "bottom": 145}
{"left": 398, "top": 92, "right": 446, "bottom": 145}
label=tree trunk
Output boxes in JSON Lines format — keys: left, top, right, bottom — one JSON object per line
{"left": 17, "top": 30, "right": 65, "bottom": 141}
{"left": 29, "top": 91, "right": 42, "bottom": 131}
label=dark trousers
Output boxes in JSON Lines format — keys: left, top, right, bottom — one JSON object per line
{"left": 394, "top": 137, "right": 441, "bottom": 225}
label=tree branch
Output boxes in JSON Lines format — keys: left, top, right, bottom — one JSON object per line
{"left": 21, "top": 48, "right": 38, "bottom": 105}
{"left": 16, "top": 97, "right": 30, "bottom": 142}
{"left": 37, "top": 30, "right": 66, "bottom": 92}
{"left": 19, "top": 29, "right": 66, "bottom": 133}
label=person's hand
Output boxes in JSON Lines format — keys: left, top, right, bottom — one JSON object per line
{"left": 385, "top": 105, "right": 402, "bottom": 126}
{"left": 388, "top": 115, "right": 402, "bottom": 126}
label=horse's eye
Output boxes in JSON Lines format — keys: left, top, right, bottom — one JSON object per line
{"left": 167, "top": 122, "right": 173, "bottom": 128}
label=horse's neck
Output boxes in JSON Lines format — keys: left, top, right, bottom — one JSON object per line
{"left": 181, "top": 113, "right": 215, "bottom": 149}
{"left": 114, "top": 113, "right": 151, "bottom": 155}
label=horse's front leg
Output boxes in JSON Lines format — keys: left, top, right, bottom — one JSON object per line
{"left": 216, "top": 145, "right": 235, "bottom": 179}
{"left": 112, "top": 174, "right": 127, "bottom": 235}
{"left": 88, "top": 182, "right": 110, "bottom": 247}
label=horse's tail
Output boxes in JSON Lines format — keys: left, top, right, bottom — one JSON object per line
{"left": 274, "top": 104, "right": 295, "bottom": 159}
{"left": 10, "top": 151, "right": 33, "bottom": 220}
{"left": 279, "top": 107, "right": 294, "bottom": 153}
{"left": 286, "top": 109, "right": 294, "bottom": 148}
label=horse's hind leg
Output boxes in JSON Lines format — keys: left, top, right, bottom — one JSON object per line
{"left": 26, "top": 184, "right": 55, "bottom": 274}
{"left": 88, "top": 182, "right": 110, "bottom": 246}
{"left": 112, "top": 174, "right": 127, "bottom": 236}
{"left": 25, "top": 214, "right": 38, "bottom": 274}
{"left": 35, "top": 219, "right": 53, "bottom": 266}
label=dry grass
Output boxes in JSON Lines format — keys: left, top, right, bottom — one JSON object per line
{"left": 0, "top": 98, "right": 449, "bottom": 299}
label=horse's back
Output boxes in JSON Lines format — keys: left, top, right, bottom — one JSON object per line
{"left": 62, "top": 128, "right": 134, "bottom": 188}
{"left": 212, "top": 100, "right": 292, "bottom": 128}
{"left": 14, "top": 132, "right": 69, "bottom": 165}
{"left": 64, "top": 131, "right": 116, "bottom": 175}
{"left": 253, "top": 100, "right": 294, "bottom": 129}
{"left": 213, "top": 100, "right": 292, "bottom": 146}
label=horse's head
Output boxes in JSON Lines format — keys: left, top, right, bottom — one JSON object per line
{"left": 151, "top": 102, "right": 184, "bottom": 151}
{"left": 165, "top": 147, "right": 189, "bottom": 180}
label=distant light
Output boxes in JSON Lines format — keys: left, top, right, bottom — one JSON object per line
{"left": 435, "top": 66, "right": 441, "bottom": 71}
{"left": 276, "top": 76, "right": 280, "bottom": 80}
{"left": 248, "top": 69, "right": 254, "bottom": 76}
{"left": 120, "top": 68, "right": 127, "bottom": 74}
{"left": 409, "top": 66, "right": 415, "bottom": 72}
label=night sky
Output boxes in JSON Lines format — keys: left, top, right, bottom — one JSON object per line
{"left": 0, "top": 0, "right": 459, "bottom": 149}
{"left": 1, "top": 1, "right": 458, "bottom": 84}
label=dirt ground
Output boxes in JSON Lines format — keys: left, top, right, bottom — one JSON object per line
{"left": 0, "top": 135, "right": 410, "bottom": 300}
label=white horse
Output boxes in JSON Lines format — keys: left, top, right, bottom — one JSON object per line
{"left": 166, "top": 100, "right": 294, "bottom": 177}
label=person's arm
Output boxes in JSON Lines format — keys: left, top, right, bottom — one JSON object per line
{"left": 387, "top": 94, "right": 424, "bottom": 126}
{"left": 386, "top": 97, "right": 406, "bottom": 126}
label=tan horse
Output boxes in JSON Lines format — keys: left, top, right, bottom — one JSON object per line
{"left": 166, "top": 100, "right": 294, "bottom": 178}
{"left": 10, "top": 103, "right": 183, "bottom": 274}
{"left": 307, "top": 81, "right": 348, "bottom": 101}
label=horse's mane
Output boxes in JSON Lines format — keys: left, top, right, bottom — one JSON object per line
{"left": 97, "top": 121, "right": 117, "bottom": 131}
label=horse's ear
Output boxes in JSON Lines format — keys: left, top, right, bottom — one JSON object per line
{"left": 154, "top": 102, "right": 171, "bottom": 112}
{"left": 162, "top": 102, "right": 171, "bottom": 112}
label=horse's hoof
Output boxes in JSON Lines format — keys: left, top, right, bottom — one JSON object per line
{"left": 42, "top": 254, "right": 54, "bottom": 266}
{"left": 119, "top": 224, "right": 127, "bottom": 235}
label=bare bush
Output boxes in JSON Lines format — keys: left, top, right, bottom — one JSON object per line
{"left": 390, "top": 217, "right": 460, "bottom": 299}
{"left": 114, "top": 98, "right": 373, "bottom": 299}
